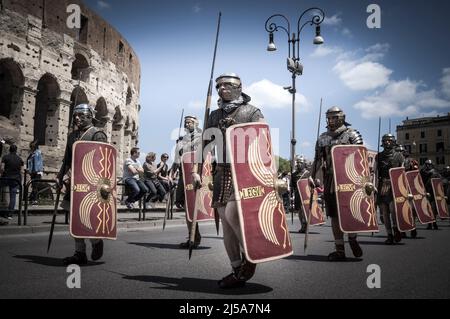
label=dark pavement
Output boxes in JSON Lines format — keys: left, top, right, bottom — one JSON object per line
{"left": 1, "top": 218, "right": 449, "bottom": 299}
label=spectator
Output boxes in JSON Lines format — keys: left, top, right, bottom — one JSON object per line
{"left": 143, "top": 152, "right": 166, "bottom": 206}
{"left": 0, "top": 144, "right": 24, "bottom": 219}
{"left": 26, "top": 140, "right": 44, "bottom": 205}
{"left": 123, "top": 148, "right": 148, "bottom": 209}
{"left": 157, "top": 153, "right": 171, "bottom": 192}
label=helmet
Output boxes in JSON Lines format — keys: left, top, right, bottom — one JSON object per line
{"left": 215, "top": 73, "right": 242, "bottom": 89}
{"left": 425, "top": 159, "right": 433, "bottom": 166}
{"left": 326, "top": 106, "right": 347, "bottom": 131}
{"left": 216, "top": 73, "right": 242, "bottom": 102}
{"left": 73, "top": 103, "right": 95, "bottom": 116}
{"left": 396, "top": 144, "right": 405, "bottom": 152}
{"left": 381, "top": 134, "right": 396, "bottom": 149}
{"left": 295, "top": 155, "right": 306, "bottom": 164}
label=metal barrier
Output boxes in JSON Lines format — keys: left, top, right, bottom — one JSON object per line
{"left": 23, "top": 177, "right": 65, "bottom": 226}
{"left": 0, "top": 177, "right": 23, "bottom": 225}
{"left": 117, "top": 179, "right": 147, "bottom": 221}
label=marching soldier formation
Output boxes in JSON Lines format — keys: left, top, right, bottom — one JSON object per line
{"left": 3, "top": 76, "right": 448, "bottom": 290}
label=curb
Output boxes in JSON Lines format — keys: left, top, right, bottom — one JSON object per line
{"left": 0, "top": 218, "right": 189, "bottom": 236}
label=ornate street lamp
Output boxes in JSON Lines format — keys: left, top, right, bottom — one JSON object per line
{"left": 265, "top": 8, "right": 325, "bottom": 221}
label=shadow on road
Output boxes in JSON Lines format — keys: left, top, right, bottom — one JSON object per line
{"left": 289, "top": 231, "right": 320, "bottom": 235}
{"left": 285, "top": 254, "right": 363, "bottom": 263}
{"left": 13, "top": 255, "right": 104, "bottom": 267}
{"left": 201, "top": 236, "right": 224, "bottom": 240}
{"left": 324, "top": 240, "right": 407, "bottom": 246}
{"left": 128, "top": 242, "right": 211, "bottom": 251}
{"left": 118, "top": 274, "right": 273, "bottom": 296}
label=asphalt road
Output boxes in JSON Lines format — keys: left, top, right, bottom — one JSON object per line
{"left": 1, "top": 218, "right": 449, "bottom": 299}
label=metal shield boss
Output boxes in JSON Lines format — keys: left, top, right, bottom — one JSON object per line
{"left": 389, "top": 167, "right": 416, "bottom": 232}
{"left": 405, "top": 170, "right": 435, "bottom": 224}
{"left": 227, "top": 122, "right": 293, "bottom": 264}
{"left": 70, "top": 141, "right": 117, "bottom": 240}
{"left": 297, "top": 179, "right": 325, "bottom": 226}
{"left": 331, "top": 145, "right": 379, "bottom": 233}
{"left": 181, "top": 151, "right": 215, "bottom": 223}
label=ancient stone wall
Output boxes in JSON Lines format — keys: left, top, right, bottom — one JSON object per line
{"left": 0, "top": 0, "right": 141, "bottom": 177}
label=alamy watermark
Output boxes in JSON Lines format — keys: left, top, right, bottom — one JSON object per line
{"left": 366, "top": 264, "right": 381, "bottom": 289}
{"left": 367, "top": 4, "right": 381, "bottom": 29}
{"left": 66, "top": 265, "right": 81, "bottom": 289}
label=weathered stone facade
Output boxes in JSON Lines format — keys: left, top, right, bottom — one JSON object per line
{"left": 0, "top": 0, "right": 141, "bottom": 176}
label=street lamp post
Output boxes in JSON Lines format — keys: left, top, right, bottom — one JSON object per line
{"left": 265, "top": 8, "right": 325, "bottom": 221}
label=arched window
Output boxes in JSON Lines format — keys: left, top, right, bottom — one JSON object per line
{"left": 71, "top": 53, "right": 89, "bottom": 81}
{"left": 0, "top": 58, "right": 24, "bottom": 119}
{"left": 69, "top": 87, "right": 88, "bottom": 129}
{"left": 34, "top": 74, "right": 60, "bottom": 145}
{"left": 113, "top": 106, "right": 123, "bottom": 128}
{"left": 95, "top": 97, "right": 108, "bottom": 128}
{"left": 126, "top": 87, "right": 132, "bottom": 105}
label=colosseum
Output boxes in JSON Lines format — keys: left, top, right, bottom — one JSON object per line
{"left": 0, "top": 0, "right": 140, "bottom": 176}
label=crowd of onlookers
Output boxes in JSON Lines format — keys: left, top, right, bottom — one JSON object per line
{"left": 0, "top": 139, "right": 177, "bottom": 225}
{"left": 121, "top": 147, "right": 175, "bottom": 210}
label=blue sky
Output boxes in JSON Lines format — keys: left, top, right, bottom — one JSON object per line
{"left": 85, "top": 0, "right": 450, "bottom": 163}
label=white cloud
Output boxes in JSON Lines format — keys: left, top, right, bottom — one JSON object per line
{"left": 333, "top": 60, "right": 392, "bottom": 91}
{"left": 300, "top": 141, "right": 311, "bottom": 148}
{"left": 333, "top": 43, "right": 392, "bottom": 91}
{"left": 244, "top": 79, "right": 310, "bottom": 112}
{"left": 322, "top": 13, "right": 342, "bottom": 26}
{"left": 193, "top": 4, "right": 201, "bottom": 13}
{"left": 97, "top": 1, "right": 110, "bottom": 9}
{"left": 187, "top": 100, "right": 204, "bottom": 110}
{"left": 310, "top": 45, "right": 342, "bottom": 58}
{"left": 342, "top": 27, "right": 352, "bottom": 37}
{"left": 441, "top": 68, "right": 450, "bottom": 98}
{"left": 354, "top": 79, "right": 450, "bottom": 119}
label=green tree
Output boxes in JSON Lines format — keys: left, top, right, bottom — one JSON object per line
{"left": 275, "top": 156, "right": 291, "bottom": 175}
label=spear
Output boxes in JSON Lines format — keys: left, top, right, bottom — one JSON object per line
{"left": 305, "top": 98, "right": 322, "bottom": 255}
{"left": 189, "top": 12, "right": 222, "bottom": 259}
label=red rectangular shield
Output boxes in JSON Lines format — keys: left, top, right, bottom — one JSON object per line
{"left": 297, "top": 179, "right": 325, "bottom": 226}
{"left": 389, "top": 167, "right": 416, "bottom": 232}
{"left": 181, "top": 151, "right": 215, "bottom": 223}
{"left": 71, "top": 141, "right": 117, "bottom": 240}
{"left": 331, "top": 145, "right": 379, "bottom": 233}
{"left": 405, "top": 170, "right": 435, "bottom": 224}
{"left": 431, "top": 178, "right": 449, "bottom": 219}
{"left": 227, "top": 122, "right": 293, "bottom": 264}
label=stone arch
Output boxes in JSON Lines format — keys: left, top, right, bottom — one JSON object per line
{"left": 0, "top": 58, "right": 24, "bottom": 119}
{"left": 95, "top": 97, "right": 108, "bottom": 128}
{"left": 124, "top": 116, "right": 131, "bottom": 131}
{"left": 71, "top": 53, "right": 90, "bottom": 82}
{"left": 69, "top": 87, "right": 89, "bottom": 129}
{"left": 113, "top": 106, "right": 123, "bottom": 128}
{"left": 126, "top": 86, "right": 132, "bottom": 105}
{"left": 34, "top": 73, "right": 61, "bottom": 146}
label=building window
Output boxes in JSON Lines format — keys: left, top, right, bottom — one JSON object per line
{"left": 420, "top": 131, "right": 425, "bottom": 139}
{"left": 78, "top": 15, "right": 88, "bottom": 44}
{"left": 405, "top": 133, "right": 410, "bottom": 140}
{"left": 437, "top": 129, "right": 442, "bottom": 137}
{"left": 436, "top": 142, "right": 444, "bottom": 153}
{"left": 118, "top": 41, "right": 124, "bottom": 54}
{"left": 419, "top": 144, "right": 427, "bottom": 154}
{"left": 420, "top": 158, "right": 427, "bottom": 166}
{"left": 405, "top": 145, "right": 411, "bottom": 154}
{"left": 436, "top": 156, "right": 445, "bottom": 165}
